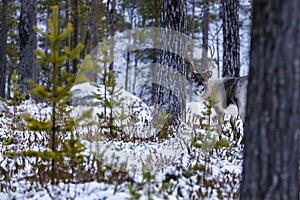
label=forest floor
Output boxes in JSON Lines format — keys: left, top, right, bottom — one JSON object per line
{"left": 0, "top": 83, "right": 244, "bottom": 200}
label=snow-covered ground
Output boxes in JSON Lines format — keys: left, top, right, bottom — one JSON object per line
{"left": 0, "top": 82, "right": 243, "bottom": 199}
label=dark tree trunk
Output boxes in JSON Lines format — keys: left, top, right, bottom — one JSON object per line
{"left": 83, "top": 0, "right": 100, "bottom": 83}
{"left": 202, "top": 0, "right": 209, "bottom": 59}
{"left": 71, "top": 0, "right": 79, "bottom": 73}
{"left": 19, "top": 0, "right": 37, "bottom": 94}
{"left": 0, "top": 0, "right": 8, "bottom": 98}
{"left": 106, "top": 0, "right": 116, "bottom": 75}
{"left": 65, "top": 0, "right": 70, "bottom": 73}
{"left": 125, "top": 51, "right": 130, "bottom": 91}
{"left": 91, "top": 1, "right": 99, "bottom": 51}
{"left": 155, "top": 0, "right": 186, "bottom": 123}
{"left": 221, "top": 0, "right": 240, "bottom": 77}
{"left": 84, "top": 0, "right": 100, "bottom": 54}
{"left": 240, "top": 1, "right": 300, "bottom": 199}
{"left": 149, "top": 0, "right": 161, "bottom": 104}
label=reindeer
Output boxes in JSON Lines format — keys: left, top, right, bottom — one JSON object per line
{"left": 188, "top": 47, "right": 248, "bottom": 123}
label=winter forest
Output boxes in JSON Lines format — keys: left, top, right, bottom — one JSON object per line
{"left": 0, "top": 0, "right": 299, "bottom": 199}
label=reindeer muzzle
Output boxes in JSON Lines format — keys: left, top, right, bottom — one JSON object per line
{"left": 194, "top": 83, "right": 206, "bottom": 95}
{"left": 189, "top": 71, "right": 208, "bottom": 96}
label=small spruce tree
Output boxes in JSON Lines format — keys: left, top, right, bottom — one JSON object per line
{"left": 23, "top": 6, "right": 84, "bottom": 179}
{"left": 99, "top": 43, "right": 124, "bottom": 138}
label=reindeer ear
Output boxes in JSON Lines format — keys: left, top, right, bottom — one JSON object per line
{"left": 204, "top": 71, "right": 213, "bottom": 79}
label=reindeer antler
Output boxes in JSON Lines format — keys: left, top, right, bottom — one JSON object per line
{"left": 187, "top": 51, "right": 196, "bottom": 73}
{"left": 187, "top": 45, "right": 215, "bottom": 75}
{"left": 203, "top": 45, "right": 215, "bottom": 73}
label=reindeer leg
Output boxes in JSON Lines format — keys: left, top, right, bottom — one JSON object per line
{"left": 214, "top": 106, "right": 225, "bottom": 134}
{"left": 236, "top": 76, "right": 248, "bottom": 123}
{"left": 237, "top": 101, "right": 246, "bottom": 123}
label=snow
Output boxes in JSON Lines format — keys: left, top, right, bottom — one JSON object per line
{"left": 0, "top": 81, "right": 243, "bottom": 199}
{"left": 0, "top": 0, "right": 251, "bottom": 198}
{"left": 71, "top": 82, "right": 193, "bottom": 172}
{"left": 1, "top": 181, "right": 131, "bottom": 200}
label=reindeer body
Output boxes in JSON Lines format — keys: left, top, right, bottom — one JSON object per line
{"left": 188, "top": 46, "right": 248, "bottom": 122}
{"left": 191, "top": 73, "right": 248, "bottom": 121}
{"left": 208, "top": 76, "right": 247, "bottom": 121}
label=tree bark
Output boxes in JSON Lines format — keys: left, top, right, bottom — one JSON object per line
{"left": 155, "top": 0, "right": 186, "bottom": 123}
{"left": 0, "top": 0, "right": 8, "bottom": 98}
{"left": 106, "top": 0, "right": 116, "bottom": 74}
{"left": 240, "top": 1, "right": 300, "bottom": 199}
{"left": 65, "top": 0, "right": 70, "bottom": 73}
{"left": 71, "top": 0, "right": 79, "bottom": 73}
{"left": 83, "top": 0, "right": 101, "bottom": 83}
{"left": 19, "top": 0, "right": 37, "bottom": 94}
{"left": 221, "top": 0, "right": 240, "bottom": 77}
{"left": 84, "top": 0, "right": 100, "bottom": 54}
{"left": 202, "top": 0, "right": 209, "bottom": 59}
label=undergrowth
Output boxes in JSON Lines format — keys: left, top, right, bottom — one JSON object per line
{"left": 0, "top": 6, "right": 243, "bottom": 200}
{"left": 0, "top": 84, "right": 243, "bottom": 199}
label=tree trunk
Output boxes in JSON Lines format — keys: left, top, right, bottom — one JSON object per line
{"left": 221, "top": 0, "right": 240, "bottom": 77}
{"left": 65, "top": 0, "right": 70, "bottom": 73}
{"left": 84, "top": 0, "right": 100, "bottom": 54}
{"left": 71, "top": 0, "right": 79, "bottom": 73}
{"left": 106, "top": 0, "right": 116, "bottom": 75}
{"left": 149, "top": 0, "right": 161, "bottom": 104}
{"left": 83, "top": 0, "right": 100, "bottom": 83}
{"left": 202, "top": 0, "right": 209, "bottom": 59}
{"left": 187, "top": 0, "right": 196, "bottom": 100}
{"left": 0, "top": 0, "right": 8, "bottom": 98}
{"left": 240, "top": 1, "right": 300, "bottom": 199}
{"left": 155, "top": 0, "right": 186, "bottom": 124}
{"left": 19, "top": 0, "right": 37, "bottom": 94}
{"left": 125, "top": 51, "right": 130, "bottom": 91}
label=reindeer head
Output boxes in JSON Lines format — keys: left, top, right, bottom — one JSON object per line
{"left": 188, "top": 46, "right": 215, "bottom": 95}
{"left": 189, "top": 70, "right": 212, "bottom": 95}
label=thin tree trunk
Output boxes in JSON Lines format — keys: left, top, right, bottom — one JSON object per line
{"left": 65, "top": 0, "right": 70, "bottom": 73}
{"left": 241, "top": 1, "right": 300, "bottom": 199}
{"left": 188, "top": 0, "right": 196, "bottom": 100}
{"left": 202, "top": 0, "right": 209, "bottom": 59}
{"left": 150, "top": 1, "right": 160, "bottom": 104}
{"left": 19, "top": 0, "right": 37, "bottom": 94}
{"left": 71, "top": 0, "right": 79, "bottom": 73}
{"left": 133, "top": 55, "right": 138, "bottom": 93}
{"left": 125, "top": 2, "right": 136, "bottom": 92}
{"left": 125, "top": 51, "right": 130, "bottom": 91}
{"left": 107, "top": 0, "right": 116, "bottom": 76}
{"left": 221, "top": 0, "right": 240, "bottom": 77}
{"left": 0, "top": 0, "right": 8, "bottom": 98}
{"left": 191, "top": 0, "right": 195, "bottom": 41}
{"left": 216, "top": 19, "right": 220, "bottom": 78}
{"left": 84, "top": 0, "right": 100, "bottom": 82}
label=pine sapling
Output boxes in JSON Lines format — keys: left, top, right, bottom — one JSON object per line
{"left": 23, "top": 6, "right": 83, "bottom": 181}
